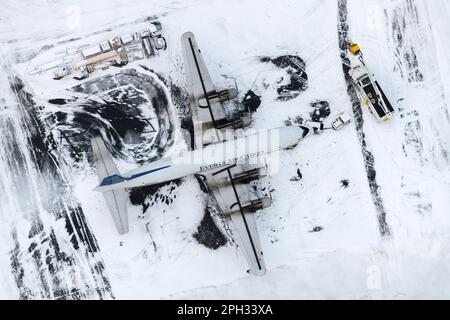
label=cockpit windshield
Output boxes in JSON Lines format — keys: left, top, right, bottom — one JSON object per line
{"left": 299, "top": 126, "right": 310, "bottom": 138}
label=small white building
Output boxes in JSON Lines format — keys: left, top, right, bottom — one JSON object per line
{"left": 120, "top": 34, "right": 134, "bottom": 45}
{"left": 82, "top": 45, "right": 102, "bottom": 59}
{"left": 100, "top": 41, "right": 112, "bottom": 52}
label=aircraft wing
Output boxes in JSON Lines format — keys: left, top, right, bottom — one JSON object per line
{"left": 181, "top": 32, "right": 237, "bottom": 148}
{"left": 91, "top": 137, "right": 129, "bottom": 234}
{"left": 206, "top": 164, "right": 270, "bottom": 276}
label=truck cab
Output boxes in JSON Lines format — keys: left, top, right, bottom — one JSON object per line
{"left": 349, "top": 65, "right": 395, "bottom": 122}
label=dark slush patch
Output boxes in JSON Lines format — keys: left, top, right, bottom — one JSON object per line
{"left": 260, "top": 55, "right": 308, "bottom": 101}
{"left": 193, "top": 209, "right": 227, "bottom": 250}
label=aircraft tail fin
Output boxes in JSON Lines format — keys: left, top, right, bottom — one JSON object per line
{"left": 91, "top": 137, "right": 129, "bottom": 234}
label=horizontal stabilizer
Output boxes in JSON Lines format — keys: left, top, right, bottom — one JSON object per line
{"left": 91, "top": 137, "right": 129, "bottom": 234}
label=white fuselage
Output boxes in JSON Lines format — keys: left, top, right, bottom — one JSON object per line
{"left": 95, "top": 126, "right": 311, "bottom": 192}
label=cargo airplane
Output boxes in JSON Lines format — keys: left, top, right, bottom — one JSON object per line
{"left": 92, "top": 32, "right": 315, "bottom": 276}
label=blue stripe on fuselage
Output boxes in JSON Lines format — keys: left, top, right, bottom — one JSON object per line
{"left": 100, "top": 165, "right": 171, "bottom": 187}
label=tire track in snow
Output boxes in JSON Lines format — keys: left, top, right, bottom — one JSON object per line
{"left": 390, "top": 0, "right": 425, "bottom": 83}
{"left": 337, "top": 0, "right": 391, "bottom": 238}
{"left": 0, "top": 57, "right": 114, "bottom": 299}
{"left": 387, "top": 0, "right": 449, "bottom": 212}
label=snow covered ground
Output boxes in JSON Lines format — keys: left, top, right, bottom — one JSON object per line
{"left": 0, "top": 0, "right": 449, "bottom": 299}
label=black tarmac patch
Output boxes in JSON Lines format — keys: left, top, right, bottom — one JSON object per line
{"left": 193, "top": 209, "right": 227, "bottom": 250}
{"left": 48, "top": 69, "right": 178, "bottom": 164}
{"left": 310, "top": 100, "right": 331, "bottom": 122}
{"left": 242, "top": 90, "right": 262, "bottom": 112}
{"left": 310, "top": 226, "right": 324, "bottom": 233}
{"left": 129, "top": 180, "right": 181, "bottom": 215}
{"left": 340, "top": 179, "right": 350, "bottom": 188}
{"left": 284, "top": 100, "right": 331, "bottom": 128}
{"left": 260, "top": 55, "right": 308, "bottom": 101}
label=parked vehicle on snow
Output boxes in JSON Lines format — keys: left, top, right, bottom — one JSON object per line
{"left": 347, "top": 43, "right": 395, "bottom": 122}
